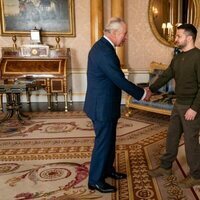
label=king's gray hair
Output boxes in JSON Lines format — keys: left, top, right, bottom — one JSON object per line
{"left": 104, "top": 17, "right": 125, "bottom": 33}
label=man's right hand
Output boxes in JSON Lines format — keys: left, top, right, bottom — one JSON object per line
{"left": 143, "top": 87, "right": 152, "bottom": 101}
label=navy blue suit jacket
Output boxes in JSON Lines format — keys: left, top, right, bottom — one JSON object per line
{"left": 84, "top": 37, "right": 144, "bottom": 121}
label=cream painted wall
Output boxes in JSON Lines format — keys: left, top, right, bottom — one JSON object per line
{"left": 126, "top": 0, "right": 200, "bottom": 71}
{"left": 126, "top": 0, "right": 172, "bottom": 70}
{"left": 0, "top": 0, "right": 200, "bottom": 102}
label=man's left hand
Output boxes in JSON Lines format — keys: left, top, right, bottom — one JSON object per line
{"left": 184, "top": 108, "right": 197, "bottom": 120}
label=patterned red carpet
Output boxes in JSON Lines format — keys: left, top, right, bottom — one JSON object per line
{"left": 0, "top": 111, "right": 199, "bottom": 200}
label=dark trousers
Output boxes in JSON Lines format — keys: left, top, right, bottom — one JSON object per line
{"left": 160, "top": 103, "right": 200, "bottom": 179}
{"left": 88, "top": 119, "right": 118, "bottom": 184}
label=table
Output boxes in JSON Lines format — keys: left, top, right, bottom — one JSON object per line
{"left": 0, "top": 84, "right": 30, "bottom": 123}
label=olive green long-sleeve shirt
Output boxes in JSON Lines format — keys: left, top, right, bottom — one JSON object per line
{"left": 150, "top": 47, "right": 200, "bottom": 112}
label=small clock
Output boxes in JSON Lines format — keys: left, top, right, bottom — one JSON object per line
{"left": 21, "top": 44, "right": 49, "bottom": 57}
{"left": 31, "top": 48, "right": 38, "bottom": 55}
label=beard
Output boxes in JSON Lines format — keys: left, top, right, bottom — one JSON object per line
{"left": 175, "top": 40, "right": 187, "bottom": 50}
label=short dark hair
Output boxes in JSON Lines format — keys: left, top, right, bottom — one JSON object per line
{"left": 177, "top": 23, "right": 197, "bottom": 41}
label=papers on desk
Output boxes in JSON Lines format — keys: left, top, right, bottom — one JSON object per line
{"left": 15, "top": 78, "right": 36, "bottom": 85}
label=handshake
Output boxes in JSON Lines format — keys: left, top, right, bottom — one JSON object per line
{"left": 143, "top": 87, "right": 152, "bottom": 101}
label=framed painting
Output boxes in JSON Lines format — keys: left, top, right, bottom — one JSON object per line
{"left": 0, "top": 0, "right": 75, "bottom": 37}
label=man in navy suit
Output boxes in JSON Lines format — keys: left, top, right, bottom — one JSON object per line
{"left": 84, "top": 17, "right": 148, "bottom": 193}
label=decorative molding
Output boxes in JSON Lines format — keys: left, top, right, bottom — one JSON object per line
{"left": 111, "top": 0, "right": 125, "bottom": 68}
{"left": 90, "top": 0, "right": 104, "bottom": 46}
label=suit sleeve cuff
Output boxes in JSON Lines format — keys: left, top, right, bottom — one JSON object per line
{"left": 140, "top": 89, "right": 146, "bottom": 100}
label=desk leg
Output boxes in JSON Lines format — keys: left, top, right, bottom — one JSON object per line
{"left": 64, "top": 93, "right": 68, "bottom": 112}
{"left": 47, "top": 78, "right": 51, "bottom": 110}
{"left": 47, "top": 93, "right": 51, "bottom": 110}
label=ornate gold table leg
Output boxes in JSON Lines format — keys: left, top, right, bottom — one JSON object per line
{"left": 47, "top": 78, "right": 51, "bottom": 110}
{"left": 47, "top": 93, "right": 51, "bottom": 110}
{"left": 64, "top": 93, "right": 68, "bottom": 112}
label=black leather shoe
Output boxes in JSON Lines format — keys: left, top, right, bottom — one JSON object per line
{"left": 107, "top": 172, "right": 127, "bottom": 180}
{"left": 88, "top": 182, "right": 116, "bottom": 193}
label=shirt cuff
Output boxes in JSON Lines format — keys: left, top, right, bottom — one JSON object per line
{"left": 140, "top": 89, "right": 146, "bottom": 100}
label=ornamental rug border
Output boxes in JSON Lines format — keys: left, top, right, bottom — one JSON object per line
{"left": 0, "top": 130, "right": 169, "bottom": 200}
{"left": 0, "top": 147, "right": 129, "bottom": 200}
{"left": 0, "top": 129, "right": 198, "bottom": 199}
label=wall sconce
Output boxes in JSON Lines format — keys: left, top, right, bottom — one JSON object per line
{"left": 161, "top": 22, "right": 173, "bottom": 42}
{"left": 167, "top": 22, "right": 173, "bottom": 36}
{"left": 162, "top": 22, "right": 174, "bottom": 42}
{"left": 161, "top": 23, "right": 167, "bottom": 35}
{"left": 152, "top": 6, "right": 158, "bottom": 18}
{"left": 161, "top": 22, "right": 182, "bottom": 43}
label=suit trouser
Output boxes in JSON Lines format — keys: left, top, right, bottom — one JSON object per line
{"left": 160, "top": 103, "right": 200, "bottom": 179}
{"left": 88, "top": 119, "right": 118, "bottom": 184}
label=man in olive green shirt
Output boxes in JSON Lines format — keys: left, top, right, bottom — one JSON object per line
{"left": 148, "top": 24, "right": 200, "bottom": 188}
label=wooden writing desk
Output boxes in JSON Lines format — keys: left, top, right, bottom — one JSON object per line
{"left": 0, "top": 47, "right": 72, "bottom": 111}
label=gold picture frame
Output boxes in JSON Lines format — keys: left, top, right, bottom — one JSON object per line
{"left": 30, "top": 27, "right": 41, "bottom": 43}
{"left": 0, "top": 0, "right": 75, "bottom": 37}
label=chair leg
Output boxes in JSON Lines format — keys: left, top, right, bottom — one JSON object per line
{"left": 125, "top": 107, "right": 133, "bottom": 117}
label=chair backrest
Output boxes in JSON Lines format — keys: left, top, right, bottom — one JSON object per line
{"left": 149, "top": 61, "right": 167, "bottom": 73}
{"left": 149, "top": 61, "right": 175, "bottom": 94}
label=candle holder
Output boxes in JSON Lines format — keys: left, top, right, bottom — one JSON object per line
{"left": 167, "top": 33, "right": 174, "bottom": 43}
{"left": 162, "top": 22, "right": 181, "bottom": 44}
{"left": 12, "top": 35, "right": 17, "bottom": 50}
{"left": 55, "top": 36, "right": 60, "bottom": 49}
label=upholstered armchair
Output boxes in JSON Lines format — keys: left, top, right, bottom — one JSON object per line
{"left": 126, "top": 61, "right": 175, "bottom": 116}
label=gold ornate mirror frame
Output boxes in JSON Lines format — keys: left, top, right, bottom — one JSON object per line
{"left": 148, "top": 0, "right": 200, "bottom": 47}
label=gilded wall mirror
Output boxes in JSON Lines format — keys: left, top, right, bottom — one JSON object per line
{"left": 148, "top": 0, "right": 200, "bottom": 47}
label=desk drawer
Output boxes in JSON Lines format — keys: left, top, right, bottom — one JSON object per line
{"left": 51, "top": 79, "right": 64, "bottom": 93}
